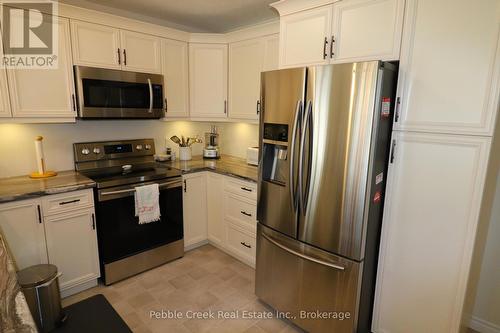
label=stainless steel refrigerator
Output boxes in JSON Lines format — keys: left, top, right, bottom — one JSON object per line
{"left": 256, "top": 61, "right": 398, "bottom": 333}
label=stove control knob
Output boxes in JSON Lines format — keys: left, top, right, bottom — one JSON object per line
{"left": 93, "top": 147, "right": 101, "bottom": 154}
{"left": 81, "top": 148, "right": 90, "bottom": 155}
{"left": 136, "top": 144, "right": 143, "bottom": 150}
{"left": 145, "top": 144, "right": 151, "bottom": 150}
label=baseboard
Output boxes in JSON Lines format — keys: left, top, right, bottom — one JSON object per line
{"left": 61, "top": 279, "right": 98, "bottom": 298}
{"left": 184, "top": 239, "right": 209, "bottom": 251}
{"left": 470, "top": 316, "right": 500, "bottom": 333}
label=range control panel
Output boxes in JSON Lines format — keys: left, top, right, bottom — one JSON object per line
{"left": 73, "top": 139, "right": 155, "bottom": 162}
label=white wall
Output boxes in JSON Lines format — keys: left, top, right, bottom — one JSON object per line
{"left": 471, "top": 174, "right": 500, "bottom": 332}
{"left": 0, "top": 121, "right": 258, "bottom": 178}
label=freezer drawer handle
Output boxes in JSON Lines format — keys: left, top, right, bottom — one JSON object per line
{"left": 240, "top": 242, "right": 251, "bottom": 248}
{"left": 261, "top": 232, "right": 345, "bottom": 271}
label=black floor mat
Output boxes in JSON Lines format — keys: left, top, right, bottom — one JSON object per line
{"left": 52, "top": 294, "right": 132, "bottom": 333}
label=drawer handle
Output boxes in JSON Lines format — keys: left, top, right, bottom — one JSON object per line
{"left": 240, "top": 211, "right": 252, "bottom": 217}
{"left": 240, "top": 187, "right": 253, "bottom": 192}
{"left": 240, "top": 242, "right": 252, "bottom": 249}
{"left": 59, "top": 199, "right": 81, "bottom": 205}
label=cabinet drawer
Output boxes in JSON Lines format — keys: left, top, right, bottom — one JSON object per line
{"left": 224, "top": 177, "right": 257, "bottom": 201}
{"left": 224, "top": 193, "right": 256, "bottom": 232}
{"left": 226, "top": 222, "right": 256, "bottom": 264}
{"left": 42, "top": 189, "right": 94, "bottom": 216}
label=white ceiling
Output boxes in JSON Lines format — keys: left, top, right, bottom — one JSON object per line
{"left": 60, "top": 0, "right": 278, "bottom": 33}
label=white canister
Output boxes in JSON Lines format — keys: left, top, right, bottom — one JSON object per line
{"left": 179, "top": 147, "right": 192, "bottom": 161}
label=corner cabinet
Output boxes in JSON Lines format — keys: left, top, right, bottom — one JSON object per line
{"left": 182, "top": 173, "right": 208, "bottom": 249}
{"left": 393, "top": 0, "right": 500, "bottom": 136}
{"left": 189, "top": 43, "right": 228, "bottom": 119}
{"left": 228, "top": 34, "right": 279, "bottom": 121}
{"left": 162, "top": 39, "right": 189, "bottom": 119}
{"left": 276, "top": 0, "right": 405, "bottom": 68}
{"left": 71, "top": 20, "right": 162, "bottom": 74}
{"left": 372, "top": 132, "right": 491, "bottom": 333}
{"left": 7, "top": 16, "right": 76, "bottom": 120}
{"left": 0, "top": 189, "right": 100, "bottom": 297}
{"left": 207, "top": 172, "right": 225, "bottom": 246}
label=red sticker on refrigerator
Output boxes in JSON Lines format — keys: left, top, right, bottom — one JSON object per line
{"left": 381, "top": 97, "right": 391, "bottom": 118}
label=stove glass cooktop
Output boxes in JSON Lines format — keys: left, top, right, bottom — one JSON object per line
{"left": 81, "top": 164, "right": 182, "bottom": 188}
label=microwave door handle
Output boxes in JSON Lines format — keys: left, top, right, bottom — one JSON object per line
{"left": 147, "top": 78, "right": 153, "bottom": 113}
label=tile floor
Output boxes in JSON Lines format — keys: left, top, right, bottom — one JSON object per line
{"left": 62, "top": 244, "right": 304, "bottom": 333}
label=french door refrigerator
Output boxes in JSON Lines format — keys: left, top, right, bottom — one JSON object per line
{"left": 256, "top": 61, "right": 398, "bottom": 333}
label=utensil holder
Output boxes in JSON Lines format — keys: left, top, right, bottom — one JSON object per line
{"left": 179, "top": 147, "right": 192, "bottom": 161}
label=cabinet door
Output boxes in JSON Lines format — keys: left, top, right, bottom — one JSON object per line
{"left": 189, "top": 43, "right": 228, "bottom": 119}
{"left": 229, "top": 38, "right": 264, "bottom": 120}
{"left": 0, "top": 68, "right": 11, "bottom": 118}
{"left": 207, "top": 173, "right": 225, "bottom": 246}
{"left": 263, "top": 34, "right": 279, "bottom": 72}
{"left": 182, "top": 173, "right": 208, "bottom": 248}
{"left": 394, "top": 0, "right": 500, "bottom": 135}
{"left": 0, "top": 199, "right": 47, "bottom": 269}
{"left": 279, "top": 5, "right": 332, "bottom": 68}
{"left": 44, "top": 208, "right": 100, "bottom": 291}
{"left": 120, "top": 30, "right": 161, "bottom": 74}
{"left": 331, "top": 0, "right": 404, "bottom": 62}
{"left": 372, "top": 132, "right": 490, "bottom": 333}
{"left": 70, "top": 20, "right": 121, "bottom": 69}
{"left": 8, "top": 17, "right": 76, "bottom": 118}
{"left": 162, "top": 39, "right": 189, "bottom": 118}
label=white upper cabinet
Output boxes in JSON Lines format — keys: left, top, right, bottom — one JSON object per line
{"left": 229, "top": 38, "right": 265, "bottom": 120}
{"left": 331, "top": 0, "right": 404, "bottom": 62}
{"left": 162, "top": 39, "right": 189, "bottom": 118}
{"left": 71, "top": 21, "right": 162, "bottom": 74}
{"left": 0, "top": 199, "right": 48, "bottom": 269}
{"left": 0, "top": 69, "right": 11, "bottom": 118}
{"left": 189, "top": 43, "right": 228, "bottom": 119}
{"left": 279, "top": 5, "right": 333, "bottom": 68}
{"left": 263, "top": 34, "right": 280, "bottom": 71}
{"left": 394, "top": 0, "right": 500, "bottom": 135}
{"left": 8, "top": 17, "right": 76, "bottom": 119}
{"left": 71, "top": 20, "right": 121, "bottom": 70}
{"left": 276, "top": 0, "right": 405, "bottom": 68}
{"left": 373, "top": 131, "right": 491, "bottom": 333}
{"left": 120, "top": 30, "right": 161, "bottom": 74}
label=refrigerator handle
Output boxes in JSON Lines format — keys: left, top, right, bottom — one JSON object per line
{"left": 298, "top": 100, "right": 313, "bottom": 214}
{"left": 290, "top": 100, "right": 303, "bottom": 212}
{"left": 261, "top": 231, "right": 345, "bottom": 271}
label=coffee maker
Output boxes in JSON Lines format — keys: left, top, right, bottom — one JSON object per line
{"left": 203, "top": 126, "right": 221, "bottom": 159}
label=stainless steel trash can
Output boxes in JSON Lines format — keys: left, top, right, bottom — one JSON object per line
{"left": 17, "top": 264, "right": 66, "bottom": 333}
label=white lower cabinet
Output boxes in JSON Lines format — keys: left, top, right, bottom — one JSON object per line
{"left": 0, "top": 199, "right": 47, "bottom": 269}
{"left": 372, "top": 131, "right": 491, "bottom": 333}
{"left": 182, "top": 173, "right": 208, "bottom": 249}
{"left": 44, "top": 208, "right": 100, "bottom": 295}
{"left": 207, "top": 173, "right": 225, "bottom": 246}
{"left": 0, "top": 189, "right": 99, "bottom": 297}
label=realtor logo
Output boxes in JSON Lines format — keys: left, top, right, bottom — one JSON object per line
{"left": 1, "top": 0, "right": 58, "bottom": 68}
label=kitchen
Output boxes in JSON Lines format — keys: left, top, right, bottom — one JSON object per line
{"left": 0, "top": 0, "right": 499, "bottom": 333}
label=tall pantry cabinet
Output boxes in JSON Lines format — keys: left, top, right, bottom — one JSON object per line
{"left": 372, "top": 0, "right": 500, "bottom": 332}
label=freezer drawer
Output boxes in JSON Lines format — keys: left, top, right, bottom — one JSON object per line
{"left": 255, "top": 224, "right": 362, "bottom": 333}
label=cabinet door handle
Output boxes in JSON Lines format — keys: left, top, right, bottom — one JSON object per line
{"left": 224, "top": 100, "right": 227, "bottom": 114}
{"left": 395, "top": 97, "right": 401, "bottom": 122}
{"left": 71, "top": 94, "right": 76, "bottom": 112}
{"left": 330, "top": 35, "right": 335, "bottom": 58}
{"left": 164, "top": 98, "right": 168, "bottom": 113}
{"left": 256, "top": 100, "right": 261, "bottom": 115}
{"left": 117, "top": 48, "right": 121, "bottom": 65}
{"left": 184, "top": 179, "right": 187, "bottom": 192}
{"left": 37, "top": 205, "right": 42, "bottom": 224}
{"left": 323, "top": 37, "right": 328, "bottom": 59}
{"left": 123, "top": 49, "right": 127, "bottom": 65}
{"left": 59, "top": 199, "right": 80, "bottom": 206}
{"left": 240, "top": 242, "right": 251, "bottom": 249}
{"left": 240, "top": 211, "right": 252, "bottom": 217}
{"left": 390, "top": 139, "right": 397, "bottom": 164}
{"left": 240, "top": 187, "right": 252, "bottom": 192}
{"left": 91, "top": 213, "right": 95, "bottom": 230}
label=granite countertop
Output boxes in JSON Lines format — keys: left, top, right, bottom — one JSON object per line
{"left": 159, "top": 155, "right": 258, "bottom": 182}
{"left": 0, "top": 171, "right": 96, "bottom": 204}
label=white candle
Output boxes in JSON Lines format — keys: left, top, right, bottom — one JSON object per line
{"left": 34, "top": 136, "right": 45, "bottom": 175}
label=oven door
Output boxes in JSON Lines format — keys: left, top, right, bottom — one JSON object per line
{"left": 75, "top": 66, "right": 164, "bottom": 119}
{"left": 95, "top": 178, "right": 183, "bottom": 265}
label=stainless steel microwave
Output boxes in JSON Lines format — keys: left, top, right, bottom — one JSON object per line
{"left": 74, "top": 66, "right": 164, "bottom": 119}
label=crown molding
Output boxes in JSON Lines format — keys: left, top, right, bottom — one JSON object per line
{"left": 270, "top": 0, "right": 338, "bottom": 16}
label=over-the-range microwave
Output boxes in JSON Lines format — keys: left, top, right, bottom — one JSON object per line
{"left": 74, "top": 66, "right": 164, "bottom": 119}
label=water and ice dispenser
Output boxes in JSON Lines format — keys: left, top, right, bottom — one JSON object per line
{"left": 261, "top": 123, "right": 289, "bottom": 185}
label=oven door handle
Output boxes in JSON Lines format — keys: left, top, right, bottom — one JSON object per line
{"left": 148, "top": 78, "right": 153, "bottom": 113}
{"left": 100, "top": 179, "right": 182, "bottom": 196}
